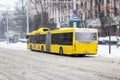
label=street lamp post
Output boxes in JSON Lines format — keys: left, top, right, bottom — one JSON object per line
{"left": 6, "top": 7, "right": 10, "bottom": 44}
{"left": 26, "top": 0, "right": 29, "bottom": 34}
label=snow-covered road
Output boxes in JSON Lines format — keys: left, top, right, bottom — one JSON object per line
{"left": 0, "top": 45, "right": 120, "bottom": 80}
{"left": 0, "top": 42, "right": 120, "bottom": 58}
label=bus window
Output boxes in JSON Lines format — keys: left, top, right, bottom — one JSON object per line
{"left": 26, "top": 36, "right": 30, "bottom": 43}
{"left": 51, "top": 33, "right": 73, "bottom": 45}
{"left": 36, "top": 35, "right": 46, "bottom": 44}
{"left": 61, "top": 33, "right": 73, "bottom": 45}
{"left": 75, "top": 32, "right": 97, "bottom": 42}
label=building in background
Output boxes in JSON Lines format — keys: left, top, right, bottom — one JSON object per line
{"left": 42, "top": 0, "right": 119, "bottom": 36}
{"left": 47, "top": 0, "right": 73, "bottom": 28}
{"left": 29, "top": 0, "right": 120, "bottom": 36}
{"left": 76, "top": 0, "right": 120, "bottom": 36}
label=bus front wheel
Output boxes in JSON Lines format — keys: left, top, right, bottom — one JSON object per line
{"left": 59, "top": 48, "right": 63, "bottom": 56}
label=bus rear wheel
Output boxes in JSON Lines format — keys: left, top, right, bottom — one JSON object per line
{"left": 59, "top": 48, "right": 63, "bottom": 56}
{"left": 41, "top": 46, "right": 44, "bottom": 52}
{"left": 30, "top": 45, "right": 32, "bottom": 51}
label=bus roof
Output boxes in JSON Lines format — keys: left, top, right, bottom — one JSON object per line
{"left": 52, "top": 28, "right": 97, "bottom": 34}
{"left": 37, "top": 28, "right": 50, "bottom": 32}
{"left": 27, "top": 28, "right": 97, "bottom": 35}
{"left": 27, "top": 31, "right": 37, "bottom": 36}
{"left": 59, "top": 27, "right": 97, "bottom": 30}
{"left": 75, "top": 28, "right": 98, "bottom": 32}
{"left": 27, "top": 28, "right": 50, "bottom": 35}
{"left": 59, "top": 27, "right": 74, "bottom": 30}
{"left": 27, "top": 33, "right": 32, "bottom": 36}
{"left": 36, "top": 28, "right": 50, "bottom": 34}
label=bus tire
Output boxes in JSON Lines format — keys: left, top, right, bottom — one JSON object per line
{"left": 79, "top": 54, "right": 86, "bottom": 57}
{"left": 41, "top": 46, "right": 44, "bottom": 52}
{"left": 59, "top": 47, "right": 63, "bottom": 56}
{"left": 30, "top": 45, "right": 32, "bottom": 51}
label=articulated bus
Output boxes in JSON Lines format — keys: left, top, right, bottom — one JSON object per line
{"left": 26, "top": 28, "right": 98, "bottom": 56}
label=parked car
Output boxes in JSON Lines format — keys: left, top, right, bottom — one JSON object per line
{"left": 104, "top": 36, "right": 120, "bottom": 45}
{"left": 19, "top": 39, "right": 27, "bottom": 43}
{"left": 98, "top": 36, "right": 120, "bottom": 45}
{"left": 98, "top": 37, "right": 106, "bottom": 44}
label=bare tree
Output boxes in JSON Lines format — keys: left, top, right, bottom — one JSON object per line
{"left": 0, "top": 12, "right": 6, "bottom": 39}
{"left": 14, "top": 0, "right": 27, "bottom": 38}
{"left": 30, "top": 0, "right": 48, "bottom": 26}
{"left": 29, "top": 0, "right": 48, "bottom": 15}
{"left": 29, "top": 0, "right": 56, "bottom": 29}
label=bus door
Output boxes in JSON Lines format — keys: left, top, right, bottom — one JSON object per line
{"left": 46, "top": 31, "right": 51, "bottom": 52}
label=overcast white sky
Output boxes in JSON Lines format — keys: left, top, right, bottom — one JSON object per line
{"left": 0, "top": 0, "right": 18, "bottom": 10}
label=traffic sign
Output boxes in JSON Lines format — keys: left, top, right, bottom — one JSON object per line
{"left": 73, "top": 10, "right": 77, "bottom": 15}
{"left": 72, "top": 15, "right": 78, "bottom": 22}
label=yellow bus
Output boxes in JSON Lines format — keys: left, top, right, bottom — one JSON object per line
{"left": 26, "top": 28, "right": 98, "bottom": 56}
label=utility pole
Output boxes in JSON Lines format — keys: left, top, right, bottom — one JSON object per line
{"left": 55, "top": 0, "right": 59, "bottom": 29}
{"left": 106, "top": 16, "right": 112, "bottom": 54}
{"left": 73, "top": 0, "right": 77, "bottom": 28}
{"left": 108, "top": 17, "right": 111, "bottom": 54}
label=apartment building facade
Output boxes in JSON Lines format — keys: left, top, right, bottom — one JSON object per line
{"left": 46, "top": 0, "right": 120, "bottom": 36}
{"left": 77, "top": 0, "right": 120, "bottom": 36}
{"left": 29, "top": 0, "right": 120, "bottom": 36}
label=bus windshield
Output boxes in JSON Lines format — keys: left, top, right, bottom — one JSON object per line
{"left": 75, "top": 32, "right": 97, "bottom": 42}
{"left": 26, "top": 35, "right": 30, "bottom": 43}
